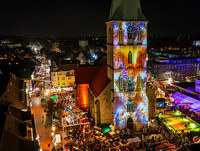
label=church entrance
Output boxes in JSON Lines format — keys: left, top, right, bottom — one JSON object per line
{"left": 127, "top": 117, "right": 133, "bottom": 130}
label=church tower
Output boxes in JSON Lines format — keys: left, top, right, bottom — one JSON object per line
{"left": 107, "top": 0, "right": 148, "bottom": 130}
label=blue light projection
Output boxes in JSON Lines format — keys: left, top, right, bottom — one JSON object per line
{"left": 113, "top": 21, "right": 148, "bottom": 129}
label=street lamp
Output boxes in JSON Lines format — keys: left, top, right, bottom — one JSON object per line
{"left": 52, "top": 126, "right": 55, "bottom": 131}
{"left": 168, "top": 77, "right": 172, "bottom": 85}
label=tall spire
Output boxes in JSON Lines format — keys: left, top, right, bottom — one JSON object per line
{"left": 109, "top": 0, "right": 147, "bottom": 21}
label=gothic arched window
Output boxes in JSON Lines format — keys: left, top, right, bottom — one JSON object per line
{"left": 127, "top": 98, "right": 134, "bottom": 112}
{"left": 128, "top": 75, "right": 133, "bottom": 90}
{"left": 128, "top": 51, "right": 132, "bottom": 64}
{"left": 119, "top": 75, "right": 123, "bottom": 91}
{"left": 137, "top": 28, "right": 142, "bottom": 44}
{"left": 127, "top": 26, "right": 133, "bottom": 44}
{"left": 118, "top": 28, "right": 123, "bottom": 44}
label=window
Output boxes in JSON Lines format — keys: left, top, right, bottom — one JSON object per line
{"left": 118, "top": 28, "right": 123, "bottom": 44}
{"left": 62, "top": 83, "right": 65, "bottom": 85}
{"left": 128, "top": 32, "right": 133, "bottom": 40}
{"left": 127, "top": 26, "right": 133, "bottom": 44}
{"left": 128, "top": 51, "right": 132, "bottom": 64}
{"left": 68, "top": 77, "right": 71, "bottom": 80}
{"left": 62, "top": 77, "right": 65, "bottom": 80}
{"left": 58, "top": 82, "right": 60, "bottom": 85}
{"left": 137, "top": 28, "right": 142, "bottom": 43}
{"left": 127, "top": 98, "right": 134, "bottom": 112}
{"left": 119, "top": 75, "right": 123, "bottom": 91}
{"left": 57, "top": 77, "right": 59, "bottom": 81}
{"left": 128, "top": 75, "right": 133, "bottom": 90}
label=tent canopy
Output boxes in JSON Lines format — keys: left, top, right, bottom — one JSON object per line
{"left": 171, "top": 92, "right": 200, "bottom": 110}
{"left": 127, "top": 137, "right": 141, "bottom": 143}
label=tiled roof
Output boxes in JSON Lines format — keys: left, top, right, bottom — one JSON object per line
{"left": 90, "top": 60, "right": 110, "bottom": 97}
{"left": 75, "top": 66, "right": 100, "bottom": 85}
{"left": 75, "top": 59, "right": 110, "bottom": 97}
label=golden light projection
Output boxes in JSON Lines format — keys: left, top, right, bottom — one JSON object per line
{"left": 113, "top": 21, "right": 148, "bottom": 129}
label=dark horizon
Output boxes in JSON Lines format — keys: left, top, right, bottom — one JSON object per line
{"left": 0, "top": 0, "right": 200, "bottom": 38}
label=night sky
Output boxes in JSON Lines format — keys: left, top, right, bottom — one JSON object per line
{"left": 0, "top": 0, "right": 200, "bottom": 37}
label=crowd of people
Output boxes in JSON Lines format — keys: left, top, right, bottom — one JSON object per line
{"left": 64, "top": 126, "right": 122, "bottom": 151}
{"left": 143, "top": 122, "right": 200, "bottom": 150}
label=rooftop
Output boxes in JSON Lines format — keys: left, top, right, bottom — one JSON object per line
{"left": 0, "top": 106, "right": 37, "bottom": 151}
{"left": 75, "top": 59, "right": 110, "bottom": 97}
{"left": 109, "top": 0, "right": 147, "bottom": 21}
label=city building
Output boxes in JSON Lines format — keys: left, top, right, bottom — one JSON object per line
{"left": 79, "top": 40, "right": 88, "bottom": 51}
{"left": 0, "top": 73, "right": 26, "bottom": 109}
{"left": 151, "top": 58, "right": 200, "bottom": 81}
{"left": 0, "top": 106, "right": 38, "bottom": 151}
{"left": 51, "top": 42, "right": 61, "bottom": 52}
{"left": 0, "top": 39, "right": 22, "bottom": 48}
{"left": 51, "top": 70, "right": 75, "bottom": 88}
{"left": 77, "top": 52, "right": 87, "bottom": 65}
{"left": 75, "top": 59, "right": 112, "bottom": 125}
{"left": 50, "top": 61, "right": 77, "bottom": 89}
{"left": 106, "top": 0, "right": 148, "bottom": 130}
{"left": 11, "top": 58, "right": 36, "bottom": 108}
{"left": 193, "top": 40, "right": 200, "bottom": 47}
{"left": 68, "top": 0, "right": 149, "bottom": 130}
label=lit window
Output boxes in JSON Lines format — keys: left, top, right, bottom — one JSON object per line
{"left": 137, "top": 28, "right": 142, "bottom": 44}
{"left": 128, "top": 51, "right": 132, "bottom": 64}
{"left": 128, "top": 75, "right": 133, "bottom": 90}
{"left": 127, "top": 98, "right": 134, "bottom": 112}
{"left": 118, "top": 28, "right": 123, "bottom": 44}
{"left": 119, "top": 75, "right": 123, "bottom": 91}
{"left": 127, "top": 26, "right": 133, "bottom": 44}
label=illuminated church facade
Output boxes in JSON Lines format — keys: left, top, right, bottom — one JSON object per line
{"left": 107, "top": 0, "right": 148, "bottom": 130}
{"left": 75, "top": 0, "right": 149, "bottom": 131}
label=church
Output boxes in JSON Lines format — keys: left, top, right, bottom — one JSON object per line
{"left": 75, "top": 0, "right": 149, "bottom": 131}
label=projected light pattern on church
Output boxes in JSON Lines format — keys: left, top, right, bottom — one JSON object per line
{"left": 113, "top": 21, "right": 148, "bottom": 129}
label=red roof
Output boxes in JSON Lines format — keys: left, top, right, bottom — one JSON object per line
{"left": 90, "top": 60, "right": 110, "bottom": 97}
{"left": 75, "top": 59, "right": 110, "bottom": 98}
{"left": 75, "top": 66, "right": 100, "bottom": 84}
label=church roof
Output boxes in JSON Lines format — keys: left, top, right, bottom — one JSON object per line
{"left": 75, "top": 66, "right": 100, "bottom": 85}
{"left": 75, "top": 59, "right": 110, "bottom": 97}
{"left": 109, "top": 0, "right": 147, "bottom": 21}
{"left": 51, "top": 61, "right": 58, "bottom": 69}
{"left": 90, "top": 60, "right": 110, "bottom": 97}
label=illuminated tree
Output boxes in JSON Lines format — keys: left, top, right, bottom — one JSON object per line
{"left": 45, "top": 99, "right": 54, "bottom": 128}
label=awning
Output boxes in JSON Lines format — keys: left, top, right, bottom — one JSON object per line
{"left": 127, "top": 137, "right": 141, "bottom": 143}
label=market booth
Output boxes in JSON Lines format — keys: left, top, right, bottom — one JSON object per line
{"left": 158, "top": 111, "right": 200, "bottom": 134}
{"left": 171, "top": 92, "right": 200, "bottom": 117}
{"left": 127, "top": 137, "right": 141, "bottom": 148}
